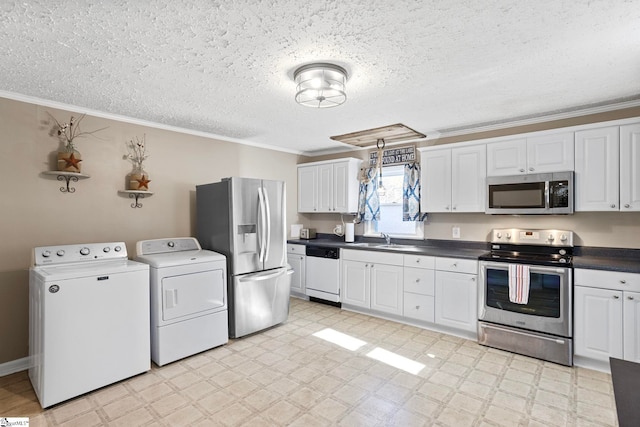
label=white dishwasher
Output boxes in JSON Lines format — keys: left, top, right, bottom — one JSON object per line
{"left": 305, "top": 245, "right": 340, "bottom": 304}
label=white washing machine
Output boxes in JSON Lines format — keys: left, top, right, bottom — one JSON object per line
{"left": 29, "top": 242, "right": 150, "bottom": 408}
{"left": 135, "top": 237, "right": 228, "bottom": 366}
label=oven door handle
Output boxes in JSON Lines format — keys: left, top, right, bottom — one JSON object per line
{"left": 480, "top": 261, "right": 569, "bottom": 274}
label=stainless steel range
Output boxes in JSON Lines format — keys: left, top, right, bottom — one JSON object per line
{"left": 478, "top": 228, "right": 574, "bottom": 366}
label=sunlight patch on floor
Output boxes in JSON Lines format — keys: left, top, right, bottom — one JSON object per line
{"left": 312, "top": 328, "right": 367, "bottom": 351}
{"left": 366, "top": 347, "right": 426, "bottom": 375}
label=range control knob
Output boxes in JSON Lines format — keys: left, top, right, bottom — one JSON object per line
{"left": 42, "top": 250, "right": 51, "bottom": 258}
{"left": 56, "top": 250, "right": 65, "bottom": 257}
{"left": 560, "top": 234, "right": 568, "bottom": 242}
{"left": 114, "top": 246, "right": 122, "bottom": 252}
{"left": 496, "top": 232, "right": 502, "bottom": 239}
{"left": 80, "top": 247, "right": 90, "bottom": 256}
{"left": 548, "top": 234, "right": 555, "bottom": 242}
{"left": 103, "top": 247, "right": 111, "bottom": 253}
{"left": 168, "top": 241, "right": 175, "bottom": 248}
{"left": 506, "top": 233, "right": 512, "bottom": 239}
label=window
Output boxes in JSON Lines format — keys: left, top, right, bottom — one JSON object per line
{"left": 364, "top": 164, "right": 424, "bottom": 239}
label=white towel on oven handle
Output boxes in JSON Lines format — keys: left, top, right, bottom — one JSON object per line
{"left": 508, "top": 264, "right": 530, "bottom": 305}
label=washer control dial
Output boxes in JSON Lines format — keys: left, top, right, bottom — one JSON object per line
{"left": 80, "top": 247, "right": 90, "bottom": 256}
{"left": 56, "top": 250, "right": 65, "bottom": 257}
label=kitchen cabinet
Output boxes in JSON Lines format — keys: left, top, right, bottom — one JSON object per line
{"left": 575, "top": 124, "right": 640, "bottom": 212}
{"left": 403, "top": 255, "right": 435, "bottom": 322}
{"left": 574, "top": 269, "right": 640, "bottom": 364}
{"left": 297, "top": 158, "right": 362, "bottom": 213}
{"left": 434, "top": 257, "right": 478, "bottom": 334}
{"left": 486, "top": 132, "right": 574, "bottom": 176}
{"left": 286, "top": 244, "right": 306, "bottom": 297}
{"left": 420, "top": 144, "right": 486, "bottom": 213}
{"left": 341, "top": 249, "right": 403, "bottom": 315}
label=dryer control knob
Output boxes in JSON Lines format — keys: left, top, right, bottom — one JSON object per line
{"left": 56, "top": 250, "right": 65, "bottom": 257}
{"left": 80, "top": 247, "right": 90, "bottom": 256}
{"left": 103, "top": 247, "right": 111, "bottom": 253}
{"left": 168, "top": 241, "right": 175, "bottom": 248}
{"left": 114, "top": 246, "right": 122, "bottom": 252}
{"left": 42, "top": 250, "right": 51, "bottom": 258}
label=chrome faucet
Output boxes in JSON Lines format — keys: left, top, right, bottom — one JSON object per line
{"left": 381, "top": 233, "right": 391, "bottom": 245}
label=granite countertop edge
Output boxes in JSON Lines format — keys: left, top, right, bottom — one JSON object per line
{"left": 287, "top": 235, "right": 640, "bottom": 274}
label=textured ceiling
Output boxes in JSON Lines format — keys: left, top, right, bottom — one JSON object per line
{"left": 2, "top": 0, "right": 640, "bottom": 155}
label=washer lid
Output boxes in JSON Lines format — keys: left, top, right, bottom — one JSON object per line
{"left": 135, "top": 249, "right": 226, "bottom": 268}
{"left": 31, "top": 259, "right": 149, "bottom": 281}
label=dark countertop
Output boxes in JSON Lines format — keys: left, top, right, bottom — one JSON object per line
{"left": 288, "top": 234, "right": 640, "bottom": 274}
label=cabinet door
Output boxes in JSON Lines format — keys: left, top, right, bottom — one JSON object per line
{"left": 287, "top": 254, "right": 305, "bottom": 295}
{"left": 341, "top": 260, "right": 369, "bottom": 308}
{"left": 421, "top": 149, "right": 452, "bottom": 212}
{"left": 620, "top": 124, "right": 640, "bottom": 212}
{"left": 486, "top": 138, "right": 527, "bottom": 176}
{"left": 575, "top": 126, "right": 620, "bottom": 211}
{"left": 526, "top": 132, "right": 574, "bottom": 173}
{"left": 574, "top": 286, "right": 623, "bottom": 361}
{"left": 404, "top": 293, "right": 435, "bottom": 322}
{"left": 451, "top": 145, "right": 486, "bottom": 212}
{"left": 317, "top": 163, "right": 334, "bottom": 212}
{"left": 624, "top": 291, "right": 640, "bottom": 363}
{"left": 332, "top": 161, "right": 350, "bottom": 213}
{"left": 297, "top": 166, "right": 317, "bottom": 212}
{"left": 434, "top": 271, "right": 477, "bottom": 333}
{"left": 370, "top": 264, "right": 403, "bottom": 315}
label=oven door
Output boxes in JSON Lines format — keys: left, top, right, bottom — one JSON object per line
{"left": 478, "top": 261, "right": 572, "bottom": 337}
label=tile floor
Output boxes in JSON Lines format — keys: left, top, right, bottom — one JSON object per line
{"left": 1, "top": 298, "right": 618, "bottom": 426}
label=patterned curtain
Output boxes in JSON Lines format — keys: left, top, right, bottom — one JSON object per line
{"left": 403, "top": 163, "right": 427, "bottom": 221}
{"left": 357, "top": 167, "right": 380, "bottom": 221}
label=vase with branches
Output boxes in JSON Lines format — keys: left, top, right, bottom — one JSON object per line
{"left": 48, "top": 113, "right": 107, "bottom": 173}
{"left": 125, "top": 135, "right": 151, "bottom": 191}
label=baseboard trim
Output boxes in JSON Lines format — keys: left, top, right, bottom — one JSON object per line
{"left": 0, "top": 357, "right": 30, "bottom": 377}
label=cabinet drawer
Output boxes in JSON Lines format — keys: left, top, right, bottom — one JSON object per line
{"left": 404, "top": 254, "right": 435, "bottom": 269}
{"left": 435, "top": 257, "right": 478, "bottom": 274}
{"left": 574, "top": 269, "right": 640, "bottom": 292}
{"left": 404, "top": 267, "right": 435, "bottom": 295}
{"left": 287, "top": 244, "right": 306, "bottom": 254}
{"left": 403, "top": 293, "right": 434, "bottom": 322}
{"left": 341, "top": 249, "right": 404, "bottom": 265}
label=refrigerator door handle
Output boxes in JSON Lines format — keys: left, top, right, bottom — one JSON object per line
{"left": 257, "top": 186, "right": 267, "bottom": 263}
{"left": 237, "top": 268, "right": 285, "bottom": 283}
{"left": 263, "top": 185, "right": 272, "bottom": 262}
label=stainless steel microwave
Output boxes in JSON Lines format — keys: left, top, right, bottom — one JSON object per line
{"left": 486, "top": 171, "right": 574, "bottom": 214}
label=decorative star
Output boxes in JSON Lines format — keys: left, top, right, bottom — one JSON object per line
{"left": 136, "top": 175, "right": 151, "bottom": 190}
{"left": 64, "top": 153, "right": 82, "bottom": 169}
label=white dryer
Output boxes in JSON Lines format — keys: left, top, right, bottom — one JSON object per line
{"left": 29, "top": 242, "right": 150, "bottom": 408}
{"left": 135, "top": 237, "right": 228, "bottom": 366}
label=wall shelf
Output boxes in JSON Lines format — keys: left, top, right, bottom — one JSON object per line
{"left": 42, "top": 171, "right": 90, "bottom": 193}
{"left": 118, "top": 190, "right": 154, "bottom": 208}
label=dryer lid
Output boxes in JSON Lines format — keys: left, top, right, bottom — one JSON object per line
{"left": 135, "top": 249, "right": 226, "bottom": 268}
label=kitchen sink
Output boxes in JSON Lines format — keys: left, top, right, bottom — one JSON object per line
{"left": 346, "top": 242, "right": 424, "bottom": 251}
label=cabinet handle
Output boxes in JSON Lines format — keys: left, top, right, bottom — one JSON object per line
{"left": 415, "top": 278, "right": 420, "bottom": 283}
{"left": 613, "top": 295, "right": 620, "bottom": 299}
{"left": 519, "top": 168, "right": 525, "bottom": 173}
{"left": 611, "top": 204, "right": 616, "bottom": 209}
{"left": 365, "top": 264, "right": 368, "bottom": 267}
{"left": 452, "top": 262, "right": 458, "bottom": 267}
{"left": 471, "top": 277, "right": 476, "bottom": 282}
{"left": 529, "top": 167, "right": 534, "bottom": 172}
{"left": 620, "top": 280, "right": 627, "bottom": 284}
{"left": 416, "top": 305, "right": 420, "bottom": 310}
{"left": 629, "top": 296, "right": 635, "bottom": 300}
{"left": 371, "top": 264, "right": 374, "bottom": 268}
{"left": 415, "top": 259, "right": 420, "bottom": 263}
{"left": 452, "top": 206, "right": 457, "bottom": 210}
{"left": 625, "top": 204, "right": 631, "bottom": 208}
{"left": 445, "top": 205, "right": 450, "bottom": 210}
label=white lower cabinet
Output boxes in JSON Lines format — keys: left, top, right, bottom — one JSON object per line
{"left": 341, "top": 250, "right": 403, "bottom": 315}
{"left": 574, "top": 269, "right": 640, "bottom": 364}
{"left": 434, "top": 257, "right": 478, "bottom": 333}
{"left": 286, "top": 244, "right": 306, "bottom": 297}
{"left": 403, "top": 255, "right": 436, "bottom": 322}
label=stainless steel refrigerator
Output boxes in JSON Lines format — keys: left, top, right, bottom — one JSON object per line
{"left": 196, "top": 177, "right": 291, "bottom": 338}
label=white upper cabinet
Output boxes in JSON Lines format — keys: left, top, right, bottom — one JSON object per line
{"left": 574, "top": 124, "right": 640, "bottom": 212}
{"left": 420, "top": 145, "right": 486, "bottom": 213}
{"left": 575, "top": 126, "right": 620, "bottom": 211}
{"left": 486, "top": 132, "right": 574, "bottom": 176}
{"left": 620, "top": 123, "right": 640, "bottom": 211}
{"left": 297, "top": 158, "right": 362, "bottom": 213}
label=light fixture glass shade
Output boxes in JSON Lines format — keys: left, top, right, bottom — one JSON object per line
{"left": 294, "top": 63, "right": 347, "bottom": 108}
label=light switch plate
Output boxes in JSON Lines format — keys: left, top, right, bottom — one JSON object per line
{"left": 452, "top": 226, "right": 461, "bottom": 239}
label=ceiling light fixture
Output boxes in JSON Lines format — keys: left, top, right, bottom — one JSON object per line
{"left": 294, "top": 63, "right": 347, "bottom": 108}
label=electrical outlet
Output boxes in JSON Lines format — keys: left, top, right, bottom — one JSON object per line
{"left": 452, "top": 226, "right": 461, "bottom": 239}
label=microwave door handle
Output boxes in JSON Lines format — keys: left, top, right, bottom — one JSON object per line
{"left": 544, "top": 181, "right": 550, "bottom": 210}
